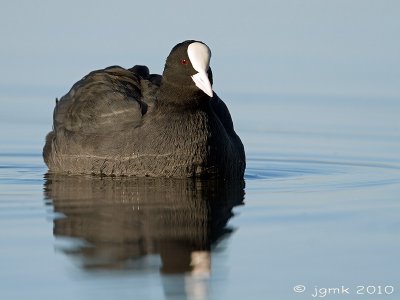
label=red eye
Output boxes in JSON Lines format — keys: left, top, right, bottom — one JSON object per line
{"left": 181, "top": 59, "right": 188, "bottom": 65}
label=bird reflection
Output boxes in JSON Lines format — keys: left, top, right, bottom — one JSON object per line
{"left": 44, "top": 174, "right": 244, "bottom": 275}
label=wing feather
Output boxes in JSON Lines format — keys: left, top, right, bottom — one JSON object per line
{"left": 54, "top": 66, "right": 157, "bottom": 134}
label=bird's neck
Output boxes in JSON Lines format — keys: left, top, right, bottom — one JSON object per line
{"left": 157, "top": 78, "right": 210, "bottom": 107}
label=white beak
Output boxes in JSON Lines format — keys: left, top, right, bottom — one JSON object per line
{"left": 188, "top": 42, "right": 213, "bottom": 97}
{"left": 191, "top": 71, "right": 213, "bottom": 97}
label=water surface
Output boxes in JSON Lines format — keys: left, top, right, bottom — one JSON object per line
{"left": 1, "top": 93, "right": 399, "bottom": 299}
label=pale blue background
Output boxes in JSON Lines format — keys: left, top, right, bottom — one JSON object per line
{"left": 1, "top": 0, "right": 399, "bottom": 97}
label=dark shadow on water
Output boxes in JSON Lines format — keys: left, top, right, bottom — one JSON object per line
{"left": 43, "top": 174, "right": 245, "bottom": 276}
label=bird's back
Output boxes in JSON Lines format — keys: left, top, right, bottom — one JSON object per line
{"left": 53, "top": 66, "right": 158, "bottom": 134}
{"left": 43, "top": 65, "right": 161, "bottom": 173}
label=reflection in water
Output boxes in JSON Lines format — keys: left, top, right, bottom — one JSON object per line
{"left": 44, "top": 174, "right": 244, "bottom": 277}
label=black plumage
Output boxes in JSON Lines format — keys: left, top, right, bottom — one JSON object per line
{"left": 43, "top": 40, "right": 245, "bottom": 179}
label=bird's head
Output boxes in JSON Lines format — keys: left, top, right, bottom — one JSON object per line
{"left": 162, "top": 40, "right": 214, "bottom": 99}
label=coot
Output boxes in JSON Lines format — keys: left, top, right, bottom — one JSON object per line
{"left": 43, "top": 40, "right": 245, "bottom": 179}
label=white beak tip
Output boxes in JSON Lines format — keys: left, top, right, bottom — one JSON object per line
{"left": 205, "top": 89, "right": 214, "bottom": 97}
{"left": 191, "top": 72, "right": 213, "bottom": 98}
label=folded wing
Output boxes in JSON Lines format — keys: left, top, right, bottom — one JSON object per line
{"left": 53, "top": 66, "right": 159, "bottom": 134}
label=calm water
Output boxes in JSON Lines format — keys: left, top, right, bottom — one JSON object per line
{"left": 1, "top": 92, "right": 399, "bottom": 300}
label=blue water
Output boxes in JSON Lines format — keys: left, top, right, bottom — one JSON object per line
{"left": 1, "top": 92, "right": 400, "bottom": 299}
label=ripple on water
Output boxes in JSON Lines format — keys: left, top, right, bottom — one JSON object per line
{"left": 245, "top": 156, "right": 400, "bottom": 192}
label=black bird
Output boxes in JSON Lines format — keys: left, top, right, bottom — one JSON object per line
{"left": 43, "top": 40, "right": 245, "bottom": 179}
